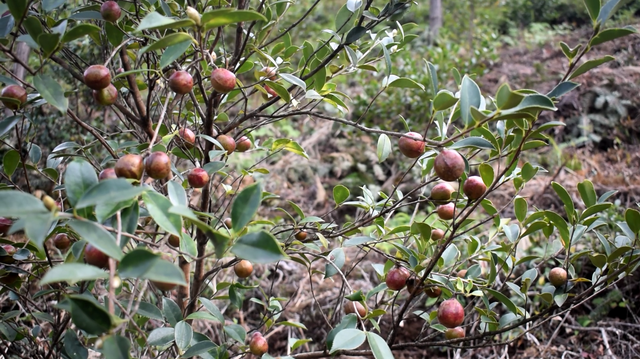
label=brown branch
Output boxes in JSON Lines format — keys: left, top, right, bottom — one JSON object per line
{"left": 67, "top": 110, "right": 118, "bottom": 159}
{"left": 119, "top": 48, "right": 152, "bottom": 138}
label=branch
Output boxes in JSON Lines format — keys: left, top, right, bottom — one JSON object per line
{"left": 67, "top": 110, "right": 118, "bottom": 159}
{"left": 119, "top": 48, "right": 152, "bottom": 138}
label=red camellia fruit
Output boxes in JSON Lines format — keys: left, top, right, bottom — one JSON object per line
{"left": 98, "top": 168, "right": 118, "bottom": 181}
{"left": 434, "top": 149, "right": 465, "bottom": 181}
{"left": 92, "top": 84, "right": 118, "bottom": 106}
{"left": 437, "top": 298, "right": 465, "bottom": 328}
{"left": 431, "top": 228, "right": 445, "bottom": 241}
{"left": 463, "top": 176, "right": 487, "bottom": 200}
{"left": 398, "top": 132, "right": 425, "bottom": 158}
{"left": 344, "top": 301, "right": 367, "bottom": 317}
{"left": 1, "top": 85, "right": 27, "bottom": 110}
{"left": 437, "top": 203, "right": 455, "bottom": 220}
{"left": 0, "top": 244, "right": 16, "bottom": 263}
{"left": 100, "top": 1, "right": 122, "bottom": 22}
{"left": 178, "top": 128, "right": 196, "bottom": 149}
{"left": 548, "top": 267, "right": 568, "bottom": 287}
{"left": 444, "top": 327, "right": 465, "bottom": 340}
{"left": 210, "top": 68, "right": 236, "bottom": 93}
{"left": 236, "top": 136, "right": 252, "bottom": 152}
{"left": 83, "top": 65, "right": 111, "bottom": 90}
{"left": 249, "top": 332, "right": 269, "bottom": 356}
{"left": 53, "top": 233, "right": 71, "bottom": 250}
{"left": 431, "top": 183, "right": 455, "bottom": 202}
{"left": 84, "top": 243, "right": 109, "bottom": 269}
{"left": 295, "top": 231, "right": 307, "bottom": 241}
{"left": 234, "top": 260, "right": 253, "bottom": 278}
{"left": 216, "top": 135, "right": 236, "bottom": 154}
{"left": 260, "top": 67, "right": 277, "bottom": 80}
{"left": 457, "top": 269, "right": 467, "bottom": 278}
{"left": 264, "top": 85, "right": 278, "bottom": 98}
{"left": 144, "top": 151, "right": 171, "bottom": 180}
{"left": 114, "top": 154, "right": 144, "bottom": 180}
{"left": 386, "top": 266, "right": 411, "bottom": 290}
{"left": 168, "top": 71, "right": 193, "bottom": 95}
{"left": 0, "top": 217, "right": 13, "bottom": 235}
{"left": 187, "top": 168, "right": 209, "bottom": 188}
{"left": 424, "top": 286, "right": 442, "bottom": 298}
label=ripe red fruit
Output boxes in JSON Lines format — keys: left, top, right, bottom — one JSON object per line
{"left": 98, "top": 168, "right": 118, "bottom": 181}
{"left": 386, "top": 266, "right": 411, "bottom": 291}
{"left": 223, "top": 218, "right": 232, "bottom": 228}
{"left": 548, "top": 267, "right": 568, "bottom": 287}
{"left": 178, "top": 128, "right": 196, "bottom": 149}
{"left": 210, "top": 68, "right": 236, "bottom": 93}
{"left": 344, "top": 301, "right": 367, "bottom": 317}
{"left": 463, "top": 176, "right": 487, "bottom": 200}
{"left": 84, "top": 243, "right": 109, "bottom": 269}
{"left": 249, "top": 333, "right": 268, "bottom": 356}
{"left": 295, "top": 231, "right": 307, "bottom": 241}
{"left": 144, "top": 152, "right": 171, "bottom": 179}
{"left": 263, "top": 85, "right": 278, "bottom": 98}
{"left": 431, "top": 183, "right": 455, "bottom": 202}
{"left": 431, "top": 228, "right": 445, "bottom": 241}
{"left": 398, "top": 132, "right": 425, "bottom": 158}
{"left": 114, "top": 154, "right": 144, "bottom": 180}
{"left": 424, "top": 286, "right": 442, "bottom": 298}
{"left": 1, "top": 85, "right": 27, "bottom": 110}
{"left": 434, "top": 149, "right": 465, "bottom": 181}
{"left": 437, "top": 203, "right": 455, "bottom": 220}
{"left": 234, "top": 260, "right": 253, "bottom": 278}
{"left": 236, "top": 136, "right": 252, "bottom": 152}
{"left": 83, "top": 65, "right": 111, "bottom": 90}
{"left": 53, "top": 233, "right": 71, "bottom": 250}
{"left": 437, "top": 298, "right": 465, "bottom": 328}
{"left": 92, "top": 84, "right": 118, "bottom": 106}
{"left": 260, "top": 67, "right": 277, "bottom": 80}
{"left": 168, "top": 71, "right": 193, "bottom": 95}
{"left": 187, "top": 168, "right": 209, "bottom": 188}
{"left": 100, "top": 1, "right": 122, "bottom": 22}
{"left": 216, "top": 135, "right": 236, "bottom": 154}
{"left": 0, "top": 244, "right": 16, "bottom": 263}
{"left": 0, "top": 217, "right": 13, "bottom": 235}
{"left": 444, "top": 327, "right": 465, "bottom": 340}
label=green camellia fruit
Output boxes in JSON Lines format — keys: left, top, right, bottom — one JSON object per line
{"left": 236, "top": 136, "right": 252, "bottom": 152}
{"left": 444, "top": 327, "right": 465, "bottom": 339}
{"left": 431, "top": 182, "right": 455, "bottom": 202}
{"left": 217, "top": 135, "right": 236, "bottom": 154}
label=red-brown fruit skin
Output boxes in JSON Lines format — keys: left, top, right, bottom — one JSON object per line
{"left": 264, "top": 85, "right": 278, "bottom": 98}
{"left": 437, "top": 298, "right": 465, "bottom": 328}
{"left": 398, "top": 132, "right": 425, "bottom": 158}
{"left": 236, "top": 136, "right": 252, "bottom": 152}
{"left": 178, "top": 128, "right": 196, "bottom": 149}
{"left": 549, "top": 267, "right": 568, "bottom": 287}
{"left": 424, "top": 286, "right": 442, "bottom": 298}
{"left": 386, "top": 266, "right": 411, "bottom": 291}
{"left": 295, "top": 231, "right": 307, "bottom": 241}
{"left": 100, "top": 1, "right": 122, "bottom": 22}
{"left": 234, "top": 260, "right": 253, "bottom": 278}
{"left": 84, "top": 244, "right": 109, "bottom": 269}
{"left": 431, "top": 228, "right": 445, "bottom": 241}
{"left": 53, "top": 233, "right": 71, "bottom": 250}
{"left": 83, "top": 65, "right": 111, "bottom": 90}
{"left": 99, "top": 168, "right": 118, "bottom": 181}
{"left": 434, "top": 149, "right": 465, "bottom": 181}
{"left": 217, "top": 135, "right": 236, "bottom": 154}
{"left": 168, "top": 71, "right": 193, "bottom": 94}
{"left": 444, "top": 327, "right": 465, "bottom": 340}
{"left": 0, "top": 217, "right": 13, "bottom": 235}
{"left": 1, "top": 85, "right": 27, "bottom": 110}
{"left": 344, "top": 301, "right": 367, "bottom": 317}
{"left": 437, "top": 203, "right": 455, "bottom": 220}
{"left": 152, "top": 281, "right": 177, "bottom": 291}
{"left": 431, "top": 183, "right": 454, "bottom": 202}
{"left": 463, "top": 176, "right": 487, "bottom": 200}
{"left": 457, "top": 269, "right": 467, "bottom": 278}
{"left": 260, "top": 67, "right": 277, "bottom": 80}
{"left": 0, "top": 245, "right": 16, "bottom": 264}
{"left": 144, "top": 152, "right": 171, "bottom": 179}
{"left": 249, "top": 333, "right": 269, "bottom": 356}
{"left": 114, "top": 154, "right": 144, "bottom": 180}
{"left": 168, "top": 234, "right": 180, "bottom": 247}
{"left": 223, "top": 218, "right": 232, "bottom": 228}
{"left": 92, "top": 84, "right": 118, "bottom": 106}
{"left": 210, "top": 68, "right": 236, "bottom": 93}
{"left": 187, "top": 168, "right": 209, "bottom": 188}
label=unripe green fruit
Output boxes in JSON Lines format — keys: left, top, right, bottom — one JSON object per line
{"left": 236, "top": 136, "right": 252, "bottom": 152}
{"left": 217, "top": 135, "right": 236, "bottom": 154}
{"left": 431, "top": 183, "right": 455, "bottom": 202}
{"left": 444, "top": 327, "right": 465, "bottom": 339}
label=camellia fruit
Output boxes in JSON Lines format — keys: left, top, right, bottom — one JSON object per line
{"left": 431, "top": 228, "right": 445, "bottom": 241}
{"left": 259, "top": 66, "right": 277, "bottom": 80}
{"left": 100, "top": 1, "right": 122, "bottom": 22}
{"left": 386, "top": 266, "right": 411, "bottom": 291}
{"left": 53, "top": 233, "right": 71, "bottom": 250}
{"left": 548, "top": 267, "right": 568, "bottom": 287}
{"left": 295, "top": 231, "right": 307, "bottom": 241}
{"left": 114, "top": 154, "right": 144, "bottom": 180}
{"left": 1, "top": 85, "right": 27, "bottom": 110}
{"left": 216, "top": 135, "right": 236, "bottom": 154}
{"left": 0, "top": 217, "right": 12, "bottom": 235}
{"left": 344, "top": 301, "right": 367, "bottom": 317}
{"left": 437, "top": 203, "right": 456, "bottom": 220}
{"left": 444, "top": 327, "right": 465, "bottom": 340}
{"left": 168, "top": 229, "right": 187, "bottom": 247}
{"left": 92, "top": 84, "right": 118, "bottom": 106}
{"left": 0, "top": 244, "right": 16, "bottom": 264}
{"left": 437, "top": 298, "right": 465, "bottom": 328}
{"left": 249, "top": 332, "right": 268, "bottom": 356}
{"left": 223, "top": 218, "right": 232, "bottom": 228}
{"left": 99, "top": 168, "right": 118, "bottom": 181}
{"left": 178, "top": 128, "right": 196, "bottom": 149}
{"left": 431, "top": 183, "right": 455, "bottom": 202}
{"left": 406, "top": 277, "right": 419, "bottom": 294}
{"left": 210, "top": 68, "right": 236, "bottom": 93}
{"left": 168, "top": 71, "right": 193, "bottom": 95}
{"left": 457, "top": 269, "right": 467, "bottom": 278}
{"left": 398, "top": 132, "right": 426, "bottom": 158}
{"left": 83, "top": 65, "right": 111, "bottom": 90}
{"left": 463, "top": 176, "right": 487, "bottom": 201}
{"left": 234, "top": 260, "right": 253, "bottom": 278}
{"left": 84, "top": 243, "right": 109, "bottom": 269}
{"left": 424, "top": 286, "right": 442, "bottom": 298}
{"left": 434, "top": 149, "right": 465, "bottom": 181}
{"left": 153, "top": 281, "right": 177, "bottom": 291}
{"left": 145, "top": 151, "right": 171, "bottom": 180}
{"left": 264, "top": 85, "right": 278, "bottom": 99}
{"left": 187, "top": 168, "right": 209, "bottom": 188}
{"left": 236, "top": 136, "right": 252, "bottom": 152}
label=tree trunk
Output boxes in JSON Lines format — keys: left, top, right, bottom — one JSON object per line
{"left": 428, "top": 0, "right": 442, "bottom": 45}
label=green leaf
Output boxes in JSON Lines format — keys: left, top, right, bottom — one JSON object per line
{"left": 34, "top": 75, "right": 68, "bottom": 113}
{"left": 625, "top": 209, "right": 640, "bottom": 236}
{"left": 426, "top": 61, "right": 438, "bottom": 94}
{"left": 118, "top": 249, "right": 186, "bottom": 285}
{"left": 366, "top": 332, "right": 393, "bottom": 359}
{"left": 38, "top": 33, "right": 61, "bottom": 57}
{"left": 231, "top": 183, "right": 262, "bottom": 232}
{"left": 504, "top": 94, "right": 557, "bottom": 113}
{"left": 142, "top": 191, "right": 182, "bottom": 236}
{"left": 547, "top": 82, "right": 579, "bottom": 99}
{"left": 76, "top": 179, "right": 147, "bottom": 209}
{"left": 485, "top": 288, "right": 519, "bottom": 315}
{"left": 160, "top": 40, "right": 192, "bottom": 69}
{"left": 147, "top": 328, "right": 175, "bottom": 346}
{"left": 343, "top": 236, "right": 374, "bottom": 247}
{"left": 62, "top": 24, "right": 101, "bottom": 43}
{"left": 326, "top": 314, "right": 358, "bottom": 350}
{"left": 202, "top": 161, "right": 225, "bottom": 175}
{"left": 23, "top": 16, "right": 43, "bottom": 42}
{"left": 167, "top": 181, "right": 187, "bottom": 207}
{"left": 280, "top": 73, "right": 306, "bottom": 90}
{"left": 64, "top": 160, "right": 98, "bottom": 206}
{"left": 264, "top": 80, "right": 291, "bottom": 102}
{"left": 377, "top": 134, "right": 391, "bottom": 162}
{"left": 163, "top": 297, "right": 183, "bottom": 327}
{"left": 450, "top": 136, "right": 495, "bottom": 150}
{"left": 479, "top": 163, "right": 494, "bottom": 186}
{"left": 388, "top": 76, "right": 425, "bottom": 91}
{"left": 330, "top": 328, "right": 366, "bottom": 354}
{"left": 0, "top": 115, "right": 20, "bottom": 138}
{"left": 68, "top": 220, "right": 124, "bottom": 261}
{"left": 597, "top": 0, "right": 622, "bottom": 24}
{"left": 102, "top": 335, "right": 130, "bottom": 359}
{"left": 344, "top": 26, "right": 367, "bottom": 44}
{"left": 577, "top": 179, "right": 597, "bottom": 207}
{"left": 551, "top": 182, "right": 575, "bottom": 221}
{"left": 590, "top": 27, "right": 638, "bottom": 47}
{"left": 141, "top": 33, "right": 195, "bottom": 54}
{"left": 514, "top": 197, "right": 527, "bottom": 223}
{"left": 40, "top": 264, "right": 109, "bottom": 285}
{"left": 230, "top": 231, "right": 287, "bottom": 264}
{"left": 223, "top": 324, "right": 246, "bottom": 343}
{"left": 495, "top": 83, "right": 524, "bottom": 110}
{"left": 433, "top": 90, "right": 458, "bottom": 111}
{"left": 3, "top": 150, "right": 20, "bottom": 177}
{"left": 136, "top": 12, "right": 195, "bottom": 31}
{"left": 545, "top": 211, "right": 570, "bottom": 247}
{"left": 459, "top": 75, "right": 482, "bottom": 125}
{"left": 182, "top": 341, "right": 217, "bottom": 358}
{"left": 137, "top": 302, "right": 164, "bottom": 320}
{"left": 175, "top": 321, "right": 193, "bottom": 352}
{"left": 333, "top": 185, "right": 350, "bottom": 205}
{"left": 335, "top": 4, "right": 355, "bottom": 35}
{"left": 202, "top": 9, "right": 267, "bottom": 29}
{"left": 569, "top": 56, "right": 614, "bottom": 80}
{"left": 199, "top": 297, "right": 224, "bottom": 323}
{"left": 7, "top": 0, "right": 27, "bottom": 21}
{"left": 68, "top": 295, "right": 112, "bottom": 336}
{"left": 63, "top": 330, "right": 88, "bottom": 359}
{"left": 583, "top": 0, "right": 600, "bottom": 22}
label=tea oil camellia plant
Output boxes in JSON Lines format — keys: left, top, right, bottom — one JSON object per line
{"left": 0, "top": 0, "right": 638, "bottom": 358}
